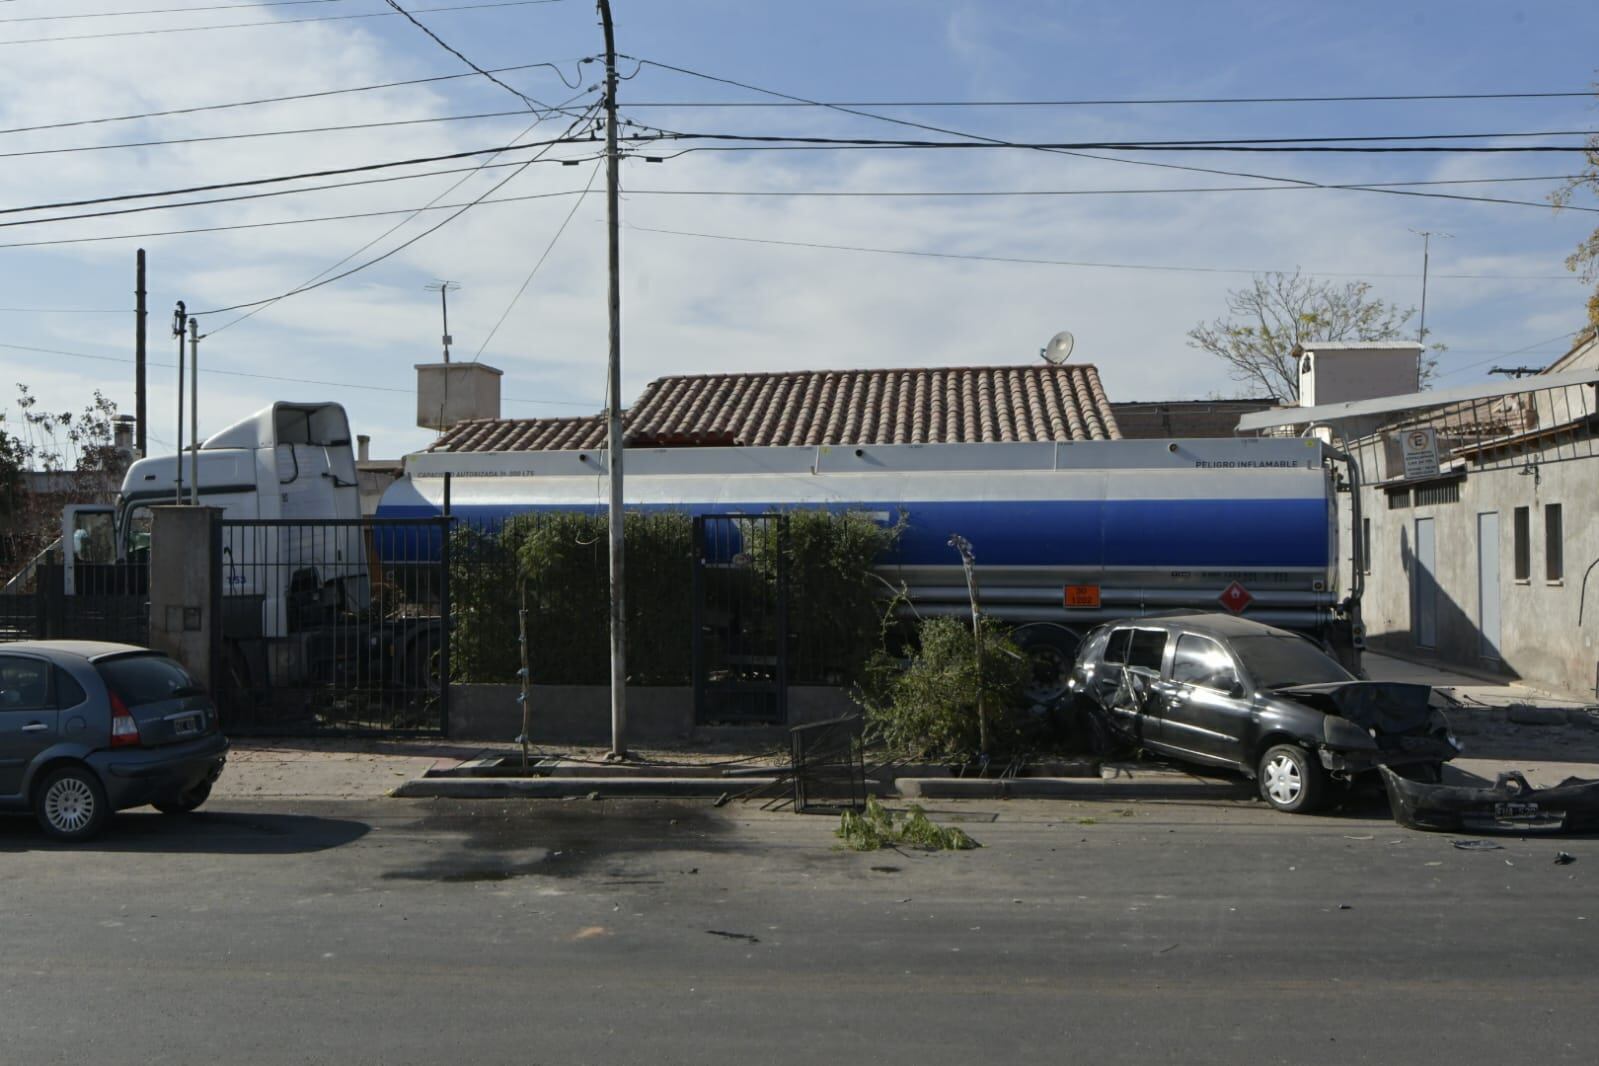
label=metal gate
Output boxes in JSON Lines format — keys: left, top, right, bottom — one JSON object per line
{"left": 692, "top": 514, "right": 788, "bottom": 724}
{"left": 215, "top": 517, "right": 449, "bottom": 735}
{"left": 0, "top": 558, "right": 149, "bottom": 646}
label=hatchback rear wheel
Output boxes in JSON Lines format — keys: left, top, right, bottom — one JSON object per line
{"left": 1258, "top": 744, "right": 1326, "bottom": 814}
{"left": 34, "top": 765, "right": 110, "bottom": 842}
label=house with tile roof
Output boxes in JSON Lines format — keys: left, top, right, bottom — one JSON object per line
{"left": 429, "top": 364, "right": 1121, "bottom": 453}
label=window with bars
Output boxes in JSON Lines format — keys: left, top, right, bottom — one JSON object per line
{"left": 1513, "top": 506, "right": 1530, "bottom": 581}
{"left": 1546, "top": 503, "right": 1563, "bottom": 582}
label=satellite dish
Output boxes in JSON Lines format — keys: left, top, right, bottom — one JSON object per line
{"left": 1041, "top": 331, "right": 1075, "bottom": 365}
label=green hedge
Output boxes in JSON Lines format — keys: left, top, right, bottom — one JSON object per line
{"left": 448, "top": 510, "right": 900, "bottom": 686}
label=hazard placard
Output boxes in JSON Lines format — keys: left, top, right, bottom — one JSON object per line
{"left": 1063, "top": 584, "right": 1101, "bottom": 608}
{"left": 1218, "top": 581, "right": 1253, "bottom": 614}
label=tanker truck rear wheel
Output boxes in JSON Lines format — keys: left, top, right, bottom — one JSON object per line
{"left": 1010, "top": 623, "right": 1082, "bottom": 705}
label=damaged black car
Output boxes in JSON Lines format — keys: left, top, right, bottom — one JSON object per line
{"left": 1067, "top": 613, "right": 1460, "bottom": 813}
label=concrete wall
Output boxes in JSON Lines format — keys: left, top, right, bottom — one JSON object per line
{"left": 448, "top": 684, "right": 859, "bottom": 743}
{"left": 1299, "top": 344, "right": 1422, "bottom": 407}
{"left": 147, "top": 506, "right": 219, "bottom": 691}
{"left": 1360, "top": 446, "right": 1599, "bottom": 698}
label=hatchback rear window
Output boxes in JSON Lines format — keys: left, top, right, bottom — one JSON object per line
{"left": 95, "top": 654, "right": 197, "bottom": 706}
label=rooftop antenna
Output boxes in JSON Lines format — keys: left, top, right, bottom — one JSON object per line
{"left": 1040, "top": 330, "right": 1075, "bottom": 365}
{"left": 425, "top": 280, "right": 460, "bottom": 362}
{"left": 1409, "top": 230, "right": 1451, "bottom": 346}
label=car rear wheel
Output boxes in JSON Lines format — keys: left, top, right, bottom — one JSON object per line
{"left": 34, "top": 765, "right": 111, "bottom": 842}
{"left": 154, "top": 780, "right": 212, "bottom": 815}
{"left": 1258, "top": 744, "right": 1326, "bottom": 814}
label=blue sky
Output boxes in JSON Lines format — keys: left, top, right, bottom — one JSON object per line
{"left": 0, "top": 0, "right": 1596, "bottom": 458}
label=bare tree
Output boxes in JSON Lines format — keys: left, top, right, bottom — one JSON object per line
{"left": 1552, "top": 114, "right": 1599, "bottom": 326}
{"left": 1187, "top": 272, "right": 1419, "bottom": 402}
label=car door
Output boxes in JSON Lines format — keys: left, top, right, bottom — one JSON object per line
{"left": 1159, "top": 633, "right": 1250, "bottom": 767}
{"left": 0, "top": 654, "right": 58, "bottom": 798}
{"left": 1119, "top": 628, "right": 1170, "bottom": 745}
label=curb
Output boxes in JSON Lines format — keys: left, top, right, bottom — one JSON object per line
{"left": 391, "top": 773, "right": 1248, "bottom": 802}
{"left": 391, "top": 776, "right": 779, "bottom": 799}
{"left": 896, "top": 776, "right": 1251, "bottom": 801}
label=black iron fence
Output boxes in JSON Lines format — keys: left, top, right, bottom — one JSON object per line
{"left": 215, "top": 517, "right": 448, "bottom": 735}
{"left": 0, "top": 559, "right": 149, "bottom": 646}
{"left": 693, "top": 514, "right": 788, "bottom": 724}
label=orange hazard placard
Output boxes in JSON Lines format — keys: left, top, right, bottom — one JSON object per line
{"left": 1063, "top": 585, "right": 1101, "bottom": 608}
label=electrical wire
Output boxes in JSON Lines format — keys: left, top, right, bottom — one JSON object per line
{"left": 0, "top": 306, "right": 131, "bottom": 313}
{"left": 0, "top": 340, "right": 597, "bottom": 407}
{"left": 9, "top": 167, "right": 1580, "bottom": 234}
{"left": 191, "top": 99, "right": 602, "bottom": 316}
{"left": 636, "top": 130, "right": 1599, "bottom": 154}
{"left": 603, "top": 90, "right": 1599, "bottom": 108}
{"left": 0, "top": 107, "right": 564, "bottom": 160}
{"left": 473, "top": 159, "right": 600, "bottom": 360}
{"left": 0, "top": 185, "right": 598, "bottom": 250}
{"left": 383, "top": 0, "right": 550, "bottom": 111}
{"left": 0, "top": 0, "right": 562, "bottom": 46}
{"left": 206, "top": 86, "right": 596, "bottom": 336}
{"left": 627, "top": 56, "right": 1593, "bottom": 211}
{"left": 626, "top": 223, "right": 1580, "bottom": 282}
{"left": 0, "top": 62, "right": 590, "bottom": 138}
{"left": 1431, "top": 331, "right": 1588, "bottom": 380}
{"left": 0, "top": 0, "right": 348, "bottom": 24}
{"left": 0, "top": 132, "right": 599, "bottom": 218}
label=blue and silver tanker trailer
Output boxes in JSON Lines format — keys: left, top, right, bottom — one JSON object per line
{"left": 383, "top": 436, "right": 1363, "bottom": 682}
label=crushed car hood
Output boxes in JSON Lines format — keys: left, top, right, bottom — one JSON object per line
{"left": 1269, "top": 681, "right": 1434, "bottom": 734}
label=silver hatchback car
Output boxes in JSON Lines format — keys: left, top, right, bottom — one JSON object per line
{"left": 0, "top": 641, "right": 228, "bottom": 841}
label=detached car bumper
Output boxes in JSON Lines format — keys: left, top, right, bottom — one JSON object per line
{"left": 89, "top": 733, "right": 228, "bottom": 811}
{"left": 1379, "top": 766, "right": 1599, "bottom": 832}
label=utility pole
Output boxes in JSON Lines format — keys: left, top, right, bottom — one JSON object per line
{"left": 173, "top": 301, "right": 186, "bottom": 504}
{"left": 135, "top": 249, "right": 147, "bottom": 458}
{"left": 598, "top": 0, "right": 627, "bottom": 760}
{"left": 1412, "top": 230, "right": 1451, "bottom": 346}
{"left": 425, "top": 280, "right": 460, "bottom": 362}
{"left": 188, "top": 318, "right": 201, "bottom": 505}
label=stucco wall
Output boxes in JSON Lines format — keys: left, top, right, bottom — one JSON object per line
{"left": 1361, "top": 447, "right": 1599, "bottom": 698}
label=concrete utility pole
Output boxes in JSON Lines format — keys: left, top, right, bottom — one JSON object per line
{"left": 188, "top": 318, "right": 201, "bottom": 505}
{"left": 173, "top": 301, "right": 186, "bottom": 505}
{"left": 425, "top": 280, "right": 460, "bottom": 362}
{"left": 135, "top": 249, "right": 147, "bottom": 458}
{"left": 598, "top": 0, "right": 627, "bottom": 760}
{"left": 1412, "top": 230, "right": 1450, "bottom": 346}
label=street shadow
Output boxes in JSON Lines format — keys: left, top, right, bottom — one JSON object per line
{"left": 0, "top": 808, "right": 371, "bottom": 855}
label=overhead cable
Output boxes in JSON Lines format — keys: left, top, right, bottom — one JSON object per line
{"left": 0, "top": 0, "right": 562, "bottom": 47}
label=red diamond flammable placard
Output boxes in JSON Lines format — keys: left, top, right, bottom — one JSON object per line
{"left": 1218, "top": 581, "right": 1253, "bottom": 614}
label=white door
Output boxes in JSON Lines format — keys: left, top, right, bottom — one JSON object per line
{"left": 1413, "top": 518, "right": 1437, "bottom": 648}
{"left": 1478, "top": 512, "right": 1501, "bottom": 660}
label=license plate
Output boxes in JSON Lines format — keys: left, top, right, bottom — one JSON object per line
{"left": 1493, "top": 802, "right": 1542, "bottom": 819}
{"left": 173, "top": 714, "right": 201, "bottom": 737}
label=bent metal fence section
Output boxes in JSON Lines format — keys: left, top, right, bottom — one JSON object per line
{"left": 215, "top": 517, "right": 449, "bottom": 735}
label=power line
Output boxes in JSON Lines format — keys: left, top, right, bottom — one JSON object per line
{"left": 644, "top": 130, "right": 1599, "bottom": 153}
{"left": 0, "top": 0, "right": 348, "bottom": 24}
{"left": 0, "top": 131, "right": 599, "bottom": 218}
{"left": 0, "top": 62, "right": 589, "bottom": 138}
{"left": 0, "top": 340, "right": 596, "bottom": 407}
{"left": 209, "top": 85, "right": 594, "bottom": 336}
{"left": 0, "top": 306, "right": 130, "bottom": 313}
{"left": 611, "top": 90, "right": 1599, "bottom": 108}
{"left": 627, "top": 57, "right": 1592, "bottom": 215}
{"left": 627, "top": 223, "right": 1580, "bottom": 282}
{"left": 0, "top": 0, "right": 563, "bottom": 46}
{"left": 474, "top": 160, "right": 600, "bottom": 360}
{"left": 8, "top": 167, "right": 1581, "bottom": 233}
{"left": 191, "top": 99, "right": 602, "bottom": 316}
{"left": 383, "top": 0, "right": 552, "bottom": 111}
{"left": 1432, "top": 331, "right": 1587, "bottom": 380}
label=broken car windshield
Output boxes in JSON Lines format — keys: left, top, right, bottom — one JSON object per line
{"left": 1230, "top": 635, "right": 1354, "bottom": 689}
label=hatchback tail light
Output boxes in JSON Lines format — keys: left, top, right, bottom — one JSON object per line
{"left": 109, "top": 691, "right": 140, "bottom": 748}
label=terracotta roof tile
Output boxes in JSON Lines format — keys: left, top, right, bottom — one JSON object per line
{"left": 430, "top": 364, "right": 1121, "bottom": 453}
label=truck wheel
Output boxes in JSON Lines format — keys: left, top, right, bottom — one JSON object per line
{"left": 1011, "top": 623, "right": 1081, "bottom": 705}
{"left": 34, "top": 765, "right": 111, "bottom": 842}
{"left": 1258, "top": 744, "right": 1327, "bottom": 814}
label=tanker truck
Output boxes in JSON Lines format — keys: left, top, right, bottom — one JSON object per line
{"left": 383, "top": 434, "right": 1365, "bottom": 686}
{"left": 20, "top": 402, "right": 1363, "bottom": 707}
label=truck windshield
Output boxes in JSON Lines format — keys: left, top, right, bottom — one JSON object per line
{"left": 1231, "top": 634, "right": 1353, "bottom": 689}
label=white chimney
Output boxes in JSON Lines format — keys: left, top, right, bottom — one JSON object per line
{"left": 357, "top": 434, "right": 371, "bottom": 462}
{"left": 415, "top": 361, "right": 503, "bottom": 431}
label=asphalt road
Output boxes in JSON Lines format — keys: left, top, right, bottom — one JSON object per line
{"left": 2, "top": 794, "right": 1596, "bottom": 1065}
